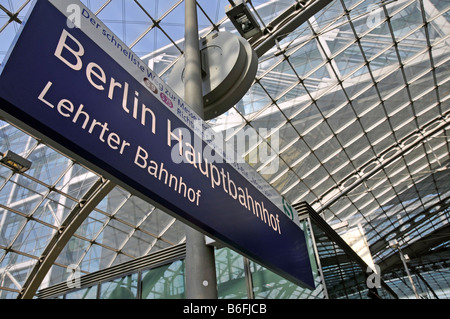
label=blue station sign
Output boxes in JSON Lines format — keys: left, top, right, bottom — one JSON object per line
{"left": 0, "top": 0, "right": 315, "bottom": 288}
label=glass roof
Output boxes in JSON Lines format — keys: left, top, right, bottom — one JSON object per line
{"left": 1, "top": 0, "right": 449, "bottom": 299}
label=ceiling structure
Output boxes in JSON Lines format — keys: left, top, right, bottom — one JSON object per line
{"left": 0, "top": 0, "right": 449, "bottom": 299}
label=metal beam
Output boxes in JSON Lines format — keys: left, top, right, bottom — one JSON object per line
{"left": 413, "top": 267, "right": 439, "bottom": 299}
{"left": 18, "top": 178, "right": 116, "bottom": 299}
{"left": 379, "top": 223, "right": 450, "bottom": 274}
{"left": 250, "top": 0, "right": 334, "bottom": 57}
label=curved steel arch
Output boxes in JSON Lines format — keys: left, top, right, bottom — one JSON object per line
{"left": 18, "top": 178, "right": 116, "bottom": 299}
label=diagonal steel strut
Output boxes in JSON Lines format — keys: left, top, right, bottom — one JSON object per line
{"left": 18, "top": 178, "right": 116, "bottom": 299}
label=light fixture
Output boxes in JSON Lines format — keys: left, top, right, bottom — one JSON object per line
{"left": 0, "top": 150, "right": 32, "bottom": 173}
{"left": 225, "top": 0, "right": 261, "bottom": 39}
{"left": 388, "top": 239, "right": 399, "bottom": 249}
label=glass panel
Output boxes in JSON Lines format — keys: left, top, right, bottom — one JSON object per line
{"left": 359, "top": 27, "right": 392, "bottom": 62}
{"left": 259, "top": 59, "right": 298, "bottom": 101}
{"left": 139, "top": 208, "right": 173, "bottom": 236}
{"left": 120, "top": 230, "right": 154, "bottom": 257}
{"left": 65, "top": 285, "right": 98, "bottom": 299}
{"left": 11, "top": 220, "right": 54, "bottom": 258}
{"left": 333, "top": 42, "right": 365, "bottom": 77}
{"left": 237, "top": 83, "right": 272, "bottom": 118}
{"left": 0, "top": 211, "right": 27, "bottom": 247}
{"left": 114, "top": 196, "right": 150, "bottom": 226}
{"left": 141, "top": 260, "right": 185, "bottom": 299}
{"left": 55, "top": 236, "right": 90, "bottom": 267}
{"left": 26, "top": 146, "right": 70, "bottom": 186}
{"left": 250, "top": 261, "right": 319, "bottom": 299}
{"left": 79, "top": 243, "right": 106, "bottom": 273}
{"left": 215, "top": 248, "right": 247, "bottom": 299}
{"left": 159, "top": 219, "right": 185, "bottom": 244}
{"left": 404, "top": 51, "right": 432, "bottom": 83}
{"left": 100, "top": 273, "right": 139, "bottom": 299}
{"left": 289, "top": 40, "right": 324, "bottom": 79}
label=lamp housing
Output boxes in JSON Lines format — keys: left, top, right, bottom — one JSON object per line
{"left": 226, "top": 0, "right": 261, "bottom": 39}
{"left": 1, "top": 150, "right": 32, "bottom": 173}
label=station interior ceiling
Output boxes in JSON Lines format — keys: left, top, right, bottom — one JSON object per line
{"left": 0, "top": 0, "right": 449, "bottom": 299}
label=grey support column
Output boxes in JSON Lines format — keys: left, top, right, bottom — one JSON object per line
{"left": 183, "top": 0, "right": 218, "bottom": 299}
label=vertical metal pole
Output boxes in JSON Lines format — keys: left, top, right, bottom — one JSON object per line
{"left": 397, "top": 247, "right": 420, "bottom": 299}
{"left": 243, "top": 257, "right": 254, "bottom": 299}
{"left": 306, "top": 217, "right": 329, "bottom": 299}
{"left": 184, "top": 0, "right": 218, "bottom": 299}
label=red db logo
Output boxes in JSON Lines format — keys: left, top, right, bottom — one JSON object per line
{"left": 160, "top": 92, "right": 173, "bottom": 108}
